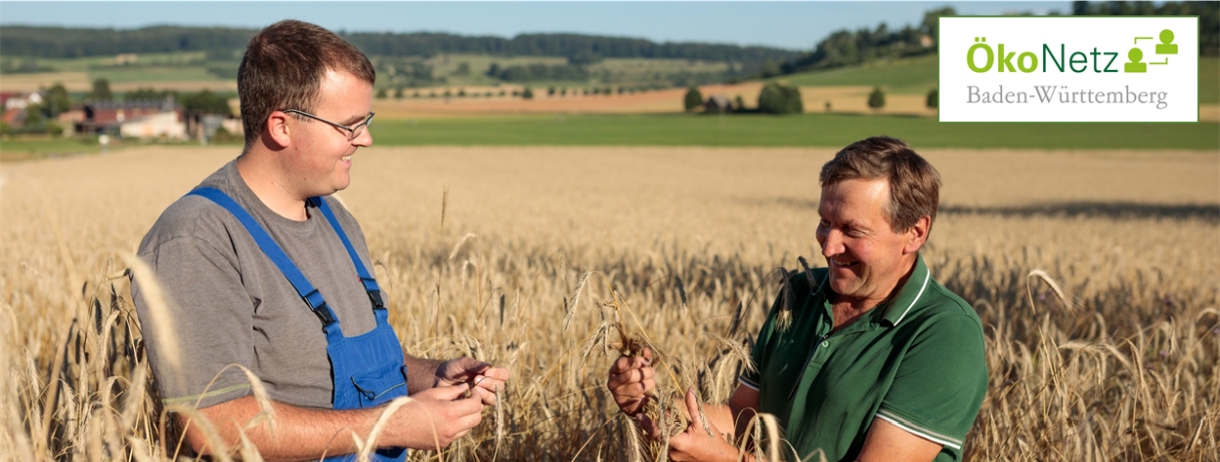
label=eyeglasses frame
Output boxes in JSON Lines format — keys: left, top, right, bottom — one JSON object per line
{"left": 282, "top": 109, "right": 375, "bottom": 141}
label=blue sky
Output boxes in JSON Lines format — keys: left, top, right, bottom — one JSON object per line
{"left": 1, "top": 1, "right": 1070, "bottom": 51}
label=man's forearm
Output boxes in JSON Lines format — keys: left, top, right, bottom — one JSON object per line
{"left": 183, "top": 395, "right": 388, "bottom": 461}
{"left": 403, "top": 354, "right": 444, "bottom": 393}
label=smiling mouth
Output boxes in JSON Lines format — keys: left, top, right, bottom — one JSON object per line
{"left": 341, "top": 155, "right": 352, "bottom": 162}
{"left": 832, "top": 259, "right": 859, "bottom": 268}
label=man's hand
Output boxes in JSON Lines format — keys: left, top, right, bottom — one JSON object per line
{"left": 654, "top": 387, "right": 744, "bottom": 462}
{"left": 434, "top": 357, "right": 511, "bottom": 406}
{"left": 392, "top": 383, "right": 485, "bottom": 449}
{"left": 607, "top": 348, "right": 655, "bottom": 415}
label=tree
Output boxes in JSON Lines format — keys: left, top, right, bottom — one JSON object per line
{"left": 45, "top": 83, "right": 71, "bottom": 117}
{"left": 548, "top": 86, "right": 556, "bottom": 96}
{"left": 1072, "top": 1, "right": 1091, "bottom": 15}
{"left": 683, "top": 86, "right": 703, "bottom": 112}
{"left": 394, "top": 87, "right": 404, "bottom": 99}
{"left": 376, "top": 88, "right": 388, "bottom": 99}
{"left": 45, "top": 121, "right": 64, "bottom": 137}
{"left": 125, "top": 87, "right": 172, "bottom": 101}
{"left": 522, "top": 87, "right": 534, "bottom": 100}
{"left": 757, "top": 82, "right": 803, "bottom": 115}
{"left": 89, "top": 78, "right": 113, "bottom": 101}
{"left": 181, "top": 90, "right": 233, "bottom": 116}
{"left": 735, "top": 95, "right": 746, "bottom": 111}
{"left": 868, "top": 86, "right": 886, "bottom": 112}
{"left": 920, "top": 6, "right": 957, "bottom": 47}
{"left": 24, "top": 103, "right": 45, "bottom": 126}
{"left": 455, "top": 62, "right": 471, "bottom": 75}
{"left": 760, "top": 59, "right": 781, "bottom": 78}
{"left": 926, "top": 88, "right": 938, "bottom": 109}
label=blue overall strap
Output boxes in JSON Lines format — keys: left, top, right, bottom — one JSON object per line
{"left": 311, "top": 196, "right": 385, "bottom": 310}
{"left": 187, "top": 187, "right": 340, "bottom": 327}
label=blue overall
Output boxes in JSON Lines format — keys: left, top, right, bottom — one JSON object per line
{"left": 189, "top": 187, "right": 408, "bottom": 462}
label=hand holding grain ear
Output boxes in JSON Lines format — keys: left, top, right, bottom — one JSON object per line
{"left": 607, "top": 347, "right": 655, "bottom": 415}
{"left": 435, "top": 357, "right": 511, "bottom": 406}
{"left": 392, "top": 383, "right": 485, "bottom": 449}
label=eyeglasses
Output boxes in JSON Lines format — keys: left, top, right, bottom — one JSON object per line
{"left": 283, "top": 109, "right": 374, "bottom": 141}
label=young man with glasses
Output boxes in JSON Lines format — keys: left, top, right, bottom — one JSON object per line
{"left": 132, "top": 20, "right": 509, "bottom": 461}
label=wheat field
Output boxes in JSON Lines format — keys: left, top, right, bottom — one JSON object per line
{"left": 1, "top": 145, "right": 1217, "bottom": 461}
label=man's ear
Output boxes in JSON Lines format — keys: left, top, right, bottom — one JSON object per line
{"left": 904, "top": 215, "right": 932, "bottom": 254}
{"left": 263, "top": 111, "right": 292, "bottom": 148}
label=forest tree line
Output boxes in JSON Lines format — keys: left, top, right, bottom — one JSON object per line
{"left": 0, "top": 26, "right": 798, "bottom": 65}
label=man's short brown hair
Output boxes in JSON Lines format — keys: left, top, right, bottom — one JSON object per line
{"left": 819, "top": 136, "right": 941, "bottom": 232}
{"left": 238, "top": 20, "right": 376, "bottom": 147}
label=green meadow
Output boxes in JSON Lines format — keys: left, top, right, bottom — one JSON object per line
{"left": 780, "top": 55, "right": 940, "bottom": 94}
{"left": 370, "top": 113, "right": 1219, "bottom": 150}
{"left": 5, "top": 114, "right": 1215, "bottom": 157}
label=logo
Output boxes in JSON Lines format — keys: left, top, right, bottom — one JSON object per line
{"left": 939, "top": 17, "right": 1198, "bottom": 122}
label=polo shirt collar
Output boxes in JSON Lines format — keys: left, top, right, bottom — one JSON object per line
{"left": 880, "top": 253, "right": 931, "bottom": 327}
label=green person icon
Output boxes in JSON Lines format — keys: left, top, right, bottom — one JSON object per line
{"left": 1156, "top": 29, "right": 1178, "bottom": 54}
{"left": 1124, "top": 47, "right": 1147, "bottom": 73}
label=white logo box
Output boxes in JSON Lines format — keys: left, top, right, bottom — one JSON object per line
{"left": 939, "top": 16, "right": 1198, "bottom": 122}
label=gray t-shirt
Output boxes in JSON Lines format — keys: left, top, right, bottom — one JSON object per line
{"left": 132, "top": 160, "right": 380, "bottom": 409}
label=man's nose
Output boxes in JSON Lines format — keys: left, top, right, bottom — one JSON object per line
{"left": 821, "top": 229, "right": 844, "bottom": 257}
{"left": 353, "top": 126, "right": 373, "bottom": 147}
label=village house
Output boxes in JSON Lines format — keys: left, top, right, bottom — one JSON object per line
{"left": 77, "top": 98, "right": 184, "bottom": 138}
{"left": 1, "top": 91, "right": 44, "bottom": 110}
{"left": 0, "top": 91, "right": 46, "bottom": 129}
{"left": 703, "top": 94, "right": 733, "bottom": 112}
{"left": 120, "top": 111, "right": 187, "bottom": 140}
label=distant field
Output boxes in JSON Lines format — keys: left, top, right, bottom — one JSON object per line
{"left": 0, "top": 137, "right": 104, "bottom": 160}
{"left": 779, "top": 55, "right": 1220, "bottom": 104}
{"left": 368, "top": 113, "right": 1220, "bottom": 150}
{"left": 7, "top": 113, "right": 1213, "bottom": 157}
{"left": 87, "top": 66, "right": 225, "bottom": 83}
{"left": 778, "top": 55, "right": 939, "bottom": 94}
{"left": 30, "top": 51, "right": 212, "bottom": 72}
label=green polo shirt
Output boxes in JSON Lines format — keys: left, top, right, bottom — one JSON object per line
{"left": 739, "top": 254, "right": 987, "bottom": 462}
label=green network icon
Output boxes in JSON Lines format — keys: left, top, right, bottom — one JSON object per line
{"left": 1125, "top": 29, "right": 1177, "bottom": 73}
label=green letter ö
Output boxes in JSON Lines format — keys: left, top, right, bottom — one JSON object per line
{"left": 968, "top": 38, "right": 993, "bottom": 73}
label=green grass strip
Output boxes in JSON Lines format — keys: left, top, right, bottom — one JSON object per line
{"left": 372, "top": 113, "right": 1219, "bottom": 150}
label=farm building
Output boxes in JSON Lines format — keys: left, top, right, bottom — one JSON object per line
{"left": 1, "top": 91, "right": 43, "bottom": 110}
{"left": 703, "top": 94, "right": 732, "bottom": 112}
{"left": 2, "top": 107, "right": 28, "bottom": 128}
{"left": 77, "top": 99, "right": 182, "bottom": 137}
{"left": 119, "top": 111, "right": 188, "bottom": 140}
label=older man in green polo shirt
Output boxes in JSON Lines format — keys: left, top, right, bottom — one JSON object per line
{"left": 608, "top": 136, "right": 988, "bottom": 462}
